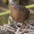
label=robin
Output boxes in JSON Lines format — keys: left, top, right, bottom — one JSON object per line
{"left": 10, "top": 0, "right": 30, "bottom": 31}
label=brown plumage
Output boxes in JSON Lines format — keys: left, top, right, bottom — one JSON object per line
{"left": 11, "top": 6, "right": 30, "bottom": 22}
{"left": 11, "top": 1, "right": 30, "bottom": 31}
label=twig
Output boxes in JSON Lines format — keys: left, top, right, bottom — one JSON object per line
{"left": 15, "top": 28, "right": 20, "bottom": 34}
{"left": 0, "top": 25, "right": 15, "bottom": 33}
{"left": 22, "top": 29, "right": 34, "bottom": 32}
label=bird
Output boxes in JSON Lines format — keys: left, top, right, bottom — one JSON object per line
{"left": 10, "top": 0, "right": 30, "bottom": 31}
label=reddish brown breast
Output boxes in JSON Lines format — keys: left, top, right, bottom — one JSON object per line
{"left": 11, "top": 6, "right": 30, "bottom": 23}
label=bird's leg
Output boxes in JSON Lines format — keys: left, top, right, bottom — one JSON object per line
{"left": 23, "top": 22, "right": 27, "bottom": 26}
{"left": 19, "top": 22, "right": 25, "bottom": 31}
{"left": 19, "top": 22, "right": 27, "bottom": 31}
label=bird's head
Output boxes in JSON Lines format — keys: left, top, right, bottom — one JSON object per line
{"left": 11, "top": 0, "right": 18, "bottom": 11}
{"left": 11, "top": 0, "right": 17, "bottom": 7}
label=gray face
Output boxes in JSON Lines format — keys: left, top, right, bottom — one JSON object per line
{"left": 11, "top": 0, "right": 18, "bottom": 11}
{"left": 11, "top": 2, "right": 15, "bottom": 7}
{"left": 11, "top": 0, "right": 17, "bottom": 7}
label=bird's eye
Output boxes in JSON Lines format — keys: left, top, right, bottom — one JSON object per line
{"left": 12, "top": 3, "right": 14, "bottom": 6}
{"left": 11, "top": 2, "right": 14, "bottom": 7}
